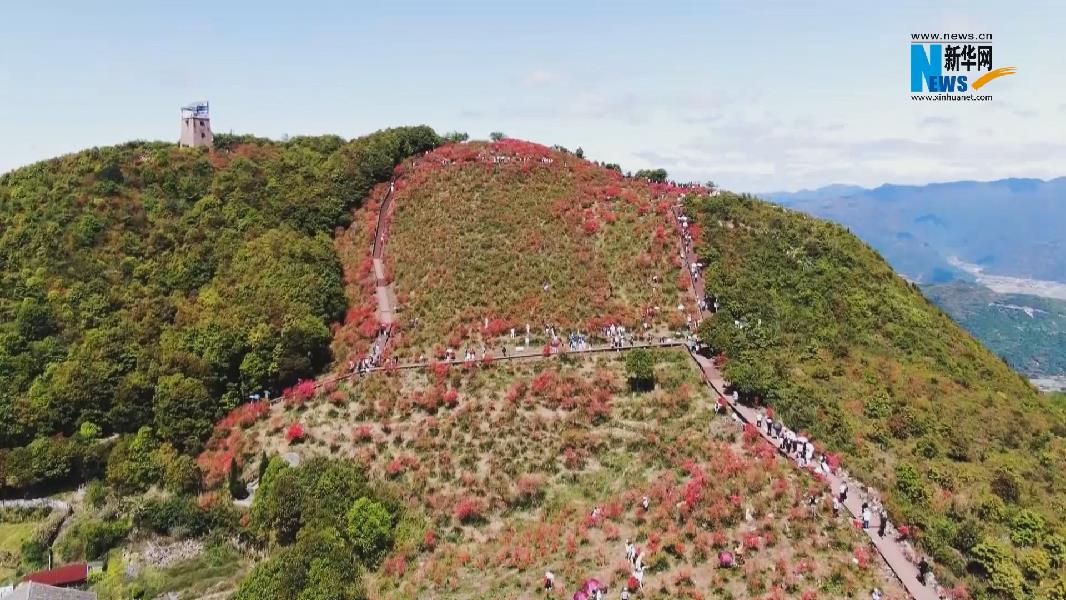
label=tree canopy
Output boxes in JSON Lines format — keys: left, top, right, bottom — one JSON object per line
{"left": 0, "top": 126, "right": 441, "bottom": 491}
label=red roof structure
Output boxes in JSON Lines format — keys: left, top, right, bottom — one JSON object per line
{"left": 23, "top": 562, "right": 89, "bottom": 587}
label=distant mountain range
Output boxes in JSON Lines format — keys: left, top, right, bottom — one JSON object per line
{"left": 767, "top": 177, "right": 1066, "bottom": 288}
{"left": 766, "top": 178, "right": 1066, "bottom": 387}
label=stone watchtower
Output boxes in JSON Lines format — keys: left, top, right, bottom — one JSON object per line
{"left": 179, "top": 101, "right": 213, "bottom": 148}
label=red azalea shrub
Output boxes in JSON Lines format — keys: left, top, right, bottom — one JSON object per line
{"left": 286, "top": 422, "right": 306, "bottom": 443}
{"left": 382, "top": 553, "right": 407, "bottom": 577}
{"left": 353, "top": 424, "right": 373, "bottom": 442}
{"left": 563, "top": 446, "right": 585, "bottom": 470}
{"left": 422, "top": 528, "right": 437, "bottom": 551}
{"left": 947, "top": 584, "right": 971, "bottom": 600}
{"left": 853, "top": 545, "right": 870, "bottom": 569}
{"left": 285, "top": 379, "right": 317, "bottom": 406}
{"left": 454, "top": 496, "right": 483, "bottom": 523}
{"left": 215, "top": 400, "right": 270, "bottom": 430}
{"left": 386, "top": 457, "right": 405, "bottom": 477}
{"left": 443, "top": 388, "right": 459, "bottom": 407}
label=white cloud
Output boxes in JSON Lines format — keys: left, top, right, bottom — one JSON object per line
{"left": 522, "top": 68, "right": 557, "bottom": 86}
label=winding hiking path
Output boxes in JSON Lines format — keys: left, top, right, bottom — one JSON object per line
{"left": 372, "top": 183, "right": 398, "bottom": 331}
{"left": 688, "top": 353, "right": 938, "bottom": 600}
{"left": 673, "top": 203, "right": 941, "bottom": 600}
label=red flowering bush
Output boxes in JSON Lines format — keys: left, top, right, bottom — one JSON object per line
{"left": 382, "top": 553, "right": 407, "bottom": 577}
{"left": 286, "top": 422, "right": 306, "bottom": 443}
{"left": 284, "top": 379, "right": 317, "bottom": 407}
{"left": 215, "top": 400, "right": 269, "bottom": 430}
{"left": 454, "top": 496, "right": 484, "bottom": 524}
{"left": 353, "top": 424, "right": 373, "bottom": 442}
{"left": 443, "top": 388, "right": 459, "bottom": 407}
{"left": 422, "top": 528, "right": 437, "bottom": 551}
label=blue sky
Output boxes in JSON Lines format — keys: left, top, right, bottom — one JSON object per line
{"left": 2, "top": 0, "right": 1065, "bottom": 191}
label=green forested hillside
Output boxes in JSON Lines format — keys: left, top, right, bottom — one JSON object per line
{"left": 690, "top": 192, "right": 1066, "bottom": 598}
{"left": 0, "top": 127, "right": 440, "bottom": 490}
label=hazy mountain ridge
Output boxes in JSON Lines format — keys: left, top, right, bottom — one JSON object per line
{"left": 767, "top": 177, "right": 1066, "bottom": 285}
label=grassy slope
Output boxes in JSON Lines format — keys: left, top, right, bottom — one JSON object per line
{"left": 238, "top": 349, "right": 902, "bottom": 599}
{"left": 334, "top": 140, "right": 694, "bottom": 360}
{"left": 0, "top": 521, "right": 37, "bottom": 581}
{"left": 689, "top": 192, "right": 1066, "bottom": 597}
{"left": 923, "top": 280, "right": 1066, "bottom": 379}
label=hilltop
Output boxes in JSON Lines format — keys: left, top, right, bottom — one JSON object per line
{"left": 332, "top": 139, "right": 699, "bottom": 364}
{"left": 0, "top": 127, "right": 439, "bottom": 467}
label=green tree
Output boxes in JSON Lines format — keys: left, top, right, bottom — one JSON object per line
{"left": 634, "top": 168, "right": 668, "bottom": 183}
{"left": 625, "top": 349, "right": 655, "bottom": 391}
{"left": 153, "top": 373, "right": 215, "bottom": 453}
{"left": 970, "top": 539, "right": 1026, "bottom": 599}
{"left": 156, "top": 442, "right": 202, "bottom": 493}
{"left": 345, "top": 496, "right": 393, "bottom": 564}
{"left": 489, "top": 131, "right": 506, "bottom": 141}
{"left": 105, "top": 426, "right": 161, "bottom": 493}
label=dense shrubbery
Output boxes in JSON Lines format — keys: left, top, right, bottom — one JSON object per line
{"left": 133, "top": 494, "right": 240, "bottom": 539}
{"left": 689, "top": 191, "right": 1066, "bottom": 597}
{"left": 0, "top": 126, "right": 440, "bottom": 492}
{"left": 237, "top": 457, "right": 399, "bottom": 599}
{"left": 54, "top": 516, "right": 131, "bottom": 562}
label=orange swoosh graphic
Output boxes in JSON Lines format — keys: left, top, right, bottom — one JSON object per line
{"left": 972, "top": 66, "right": 1016, "bottom": 90}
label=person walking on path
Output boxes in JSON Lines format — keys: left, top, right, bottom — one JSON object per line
{"left": 838, "top": 482, "right": 848, "bottom": 503}
{"left": 918, "top": 557, "right": 931, "bottom": 585}
{"left": 878, "top": 507, "right": 888, "bottom": 537}
{"left": 862, "top": 506, "right": 871, "bottom": 529}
